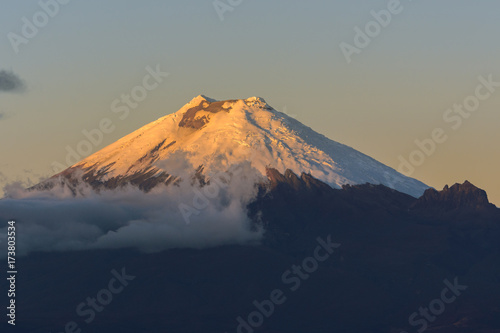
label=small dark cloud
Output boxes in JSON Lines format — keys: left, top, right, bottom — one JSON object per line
{"left": 0, "top": 70, "right": 25, "bottom": 93}
{"left": 0, "top": 110, "right": 10, "bottom": 120}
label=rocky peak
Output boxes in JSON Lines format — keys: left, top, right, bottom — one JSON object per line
{"left": 412, "top": 180, "right": 495, "bottom": 211}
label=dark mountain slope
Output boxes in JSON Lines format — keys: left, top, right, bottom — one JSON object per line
{"left": 2, "top": 171, "right": 500, "bottom": 333}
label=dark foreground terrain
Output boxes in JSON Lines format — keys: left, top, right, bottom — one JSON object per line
{"left": 2, "top": 171, "right": 500, "bottom": 333}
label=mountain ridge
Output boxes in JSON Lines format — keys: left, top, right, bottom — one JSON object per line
{"left": 40, "top": 95, "right": 429, "bottom": 197}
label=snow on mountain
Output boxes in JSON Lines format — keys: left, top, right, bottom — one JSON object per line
{"left": 58, "top": 95, "right": 429, "bottom": 197}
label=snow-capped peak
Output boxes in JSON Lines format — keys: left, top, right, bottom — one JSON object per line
{"left": 62, "top": 96, "right": 429, "bottom": 197}
{"left": 188, "top": 95, "right": 218, "bottom": 106}
{"left": 244, "top": 97, "right": 269, "bottom": 108}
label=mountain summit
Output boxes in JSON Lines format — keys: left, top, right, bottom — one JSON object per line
{"left": 51, "top": 95, "right": 429, "bottom": 197}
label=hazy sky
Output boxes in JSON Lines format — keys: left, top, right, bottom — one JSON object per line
{"left": 1, "top": 0, "right": 499, "bottom": 204}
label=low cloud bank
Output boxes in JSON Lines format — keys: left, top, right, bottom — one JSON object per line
{"left": 0, "top": 163, "right": 264, "bottom": 256}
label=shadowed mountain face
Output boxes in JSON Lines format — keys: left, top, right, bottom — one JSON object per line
{"left": 4, "top": 172, "right": 500, "bottom": 333}
{"left": 409, "top": 181, "right": 499, "bottom": 225}
{"left": 178, "top": 99, "right": 236, "bottom": 129}
{"left": 412, "top": 180, "right": 497, "bottom": 211}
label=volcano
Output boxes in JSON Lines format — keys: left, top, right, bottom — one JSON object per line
{"left": 46, "top": 95, "right": 428, "bottom": 197}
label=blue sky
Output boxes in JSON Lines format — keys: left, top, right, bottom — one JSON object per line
{"left": 1, "top": 0, "right": 499, "bottom": 203}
